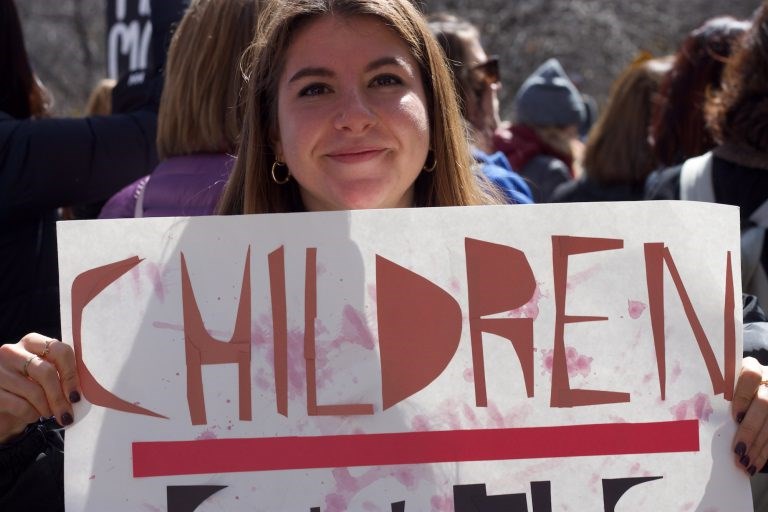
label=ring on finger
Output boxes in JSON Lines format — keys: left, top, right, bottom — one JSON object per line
{"left": 40, "top": 339, "right": 55, "bottom": 358}
{"left": 22, "top": 355, "right": 39, "bottom": 378}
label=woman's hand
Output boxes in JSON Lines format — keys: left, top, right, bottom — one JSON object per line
{"left": 0, "top": 333, "right": 80, "bottom": 443}
{"left": 732, "top": 356, "right": 768, "bottom": 475}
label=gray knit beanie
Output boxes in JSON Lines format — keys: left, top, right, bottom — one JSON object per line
{"left": 514, "top": 58, "right": 586, "bottom": 126}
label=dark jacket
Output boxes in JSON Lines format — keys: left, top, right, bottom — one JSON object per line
{"left": 645, "top": 150, "right": 768, "bottom": 274}
{"left": 0, "top": 91, "right": 158, "bottom": 342}
{"left": 551, "top": 176, "right": 646, "bottom": 203}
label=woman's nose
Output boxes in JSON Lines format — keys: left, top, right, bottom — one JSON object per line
{"left": 333, "top": 89, "right": 376, "bottom": 132}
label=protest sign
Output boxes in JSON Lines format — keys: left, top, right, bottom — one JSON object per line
{"left": 106, "top": 0, "right": 187, "bottom": 80}
{"left": 106, "top": 0, "right": 152, "bottom": 80}
{"left": 57, "top": 202, "right": 750, "bottom": 511}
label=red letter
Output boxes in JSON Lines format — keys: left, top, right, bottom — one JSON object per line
{"left": 644, "top": 244, "right": 736, "bottom": 400}
{"left": 306, "top": 248, "right": 374, "bottom": 415}
{"left": 377, "top": 255, "right": 463, "bottom": 410}
{"left": 269, "top": 247, "right": 288, "bottom": 417}
{"left": 465, "top": 238, "right": 536, "bottom": 407}
{"left": 551, "top": 236, "right": 630, "bottom": 407}
{"left": 71, "top": 256, "right": 166, "bottom": 418}
{"left": 181, "top": 249, "right": 252, "bottom": 425}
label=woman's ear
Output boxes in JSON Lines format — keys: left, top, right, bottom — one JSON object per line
{"left": 270, "top": 127, "right": 284, "bottom": 162}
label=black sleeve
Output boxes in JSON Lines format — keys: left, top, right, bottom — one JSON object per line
{"left": 0, "top": 419, "right": 64, "bottom": 511}
{"left": 0, "top": 110, "right": 158, "bottom": 220}
{"left": 644, "top": 165, "right": 682, "bottom": 200}
{"left": 743, "top": 294, "right": 768, "bottom": 364}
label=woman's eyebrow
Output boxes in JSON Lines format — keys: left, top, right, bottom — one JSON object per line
{"left": 288, "top": 67, "right": 334, "bottom": 83}
{"left": 288, "top": 56, "right": 410, "bottom": 83}
{"left": 365, "top": 56, "right": 408, "bottom": 72}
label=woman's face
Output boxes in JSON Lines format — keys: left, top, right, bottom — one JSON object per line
{"left": 463, "top": 34, "right": 501, "bottom": 152}
{"left": 274, "top": 14, "right": 430, "bottom": 211}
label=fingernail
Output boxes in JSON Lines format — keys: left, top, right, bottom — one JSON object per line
{"left": 740, "top": 455, "right": 751, "bottom": 468}
{"left": 61, "top": 412, "right": 73, "bottom": 426}
{"left": 735, "top": 442, "right": 747, "bottom": 457}
{"left": 749, "top": 465, "right": 757, "bottom": 476}
{"left": 69, "top": 391, "right": 81, "bottom": 403}
{"left": 737, "top": 412, "right": 746, "bottom": 423}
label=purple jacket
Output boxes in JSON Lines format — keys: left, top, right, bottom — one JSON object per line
{"left": 99, "top": 153, "right": 234, "bottom": 218}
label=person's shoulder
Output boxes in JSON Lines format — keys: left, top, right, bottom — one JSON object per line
{"left": 549, "top": 178, "right": 581, "bottom": 202}
{"left": 644, "top": 164, "right": 683, "bottom": 200}
{"left": 526, "top": 154, "right": 569, "bottom": 176}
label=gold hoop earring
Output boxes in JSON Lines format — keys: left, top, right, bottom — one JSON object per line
{"left": 423, "top": 151, "right": 436, "bottom": 173}
{"left": 271, "top": 161, "right": 291, "bottom": 185}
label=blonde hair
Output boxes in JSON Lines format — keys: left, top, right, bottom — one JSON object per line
{"left": 157, "top": 0, "right": 261, "bottom": 160}
{"left": 217, "top": 0, "right": 500, "bottom": 214}
{"left": 84, "top": 78, "right": 117, "bottom": 116}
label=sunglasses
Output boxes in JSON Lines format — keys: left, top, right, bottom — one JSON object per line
{"left": 470, "top": 56, "right": 500, "bottom": 87}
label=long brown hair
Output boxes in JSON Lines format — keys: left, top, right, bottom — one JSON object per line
{"left": 651, "top": 16, "right": 749, "bottom": 167}
{"left": 157, "top": 0, "right": 262, "bottom": 160}
{"left": 217, "top": 0, "right": 498, "bottom": 214}
{"left": 706, "top": 1, "right": 768, "bottom": 151}
{"left": 583, "top": 56, "right": 672, "bottom": 186}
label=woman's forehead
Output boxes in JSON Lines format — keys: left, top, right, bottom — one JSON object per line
{"left": 285, "top": 13, "right": 415, "bottom": 64}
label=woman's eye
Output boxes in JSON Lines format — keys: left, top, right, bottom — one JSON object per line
{"left": 371, "top": 74, "right": 402, "bottom": 87}
{"left": 299, "top": 83, "right": 330, "bottom": 97}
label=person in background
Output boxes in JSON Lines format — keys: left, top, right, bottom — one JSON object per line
{"left": 551, "top": 55, "right": 673, "bottom": 202}
{"left": 0, "top": 0, "right": 162, "bottom": 344}
{"left": 59, "top": 78, "right": 119, "bottom": 220}
{"left": 83, "top": 78, "right": 117, "bottom": 116}
{"left": 646, "top": 2, "right": 768, "bottom": 329}
{"left": 427, "top": 12, "right": 533, "bottom": 205}
{"left": 99, "top": 0, "right": 261, "bottom": 219}
{"left": 650, "top": 16, "right": 750, "bottom": 169}
{"left": 493, "top": 58, "right": 586, "bottom": 203}
{"left": 2, "top": 1, "right": 768, "bottom": 510}
{"left": 646, "top": 6, "right": 768, "bottom": 502}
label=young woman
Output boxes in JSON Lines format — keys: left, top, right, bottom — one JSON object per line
{"left": 2, "top": 0, "right": 768, "bottom": 509}
{"left": 217, "top": 0, "right": 501, "bottom": 215}
{"left": 551, "top": 55, "right": 673, "bottom": 203}
{"left": 99, "top": 0, "right": 261, "bottom": 218}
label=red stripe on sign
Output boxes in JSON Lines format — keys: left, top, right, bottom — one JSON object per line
{"left": 132, "top": 420, "right": 698, "bottom": 478}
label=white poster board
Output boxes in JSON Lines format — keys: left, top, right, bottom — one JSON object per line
{"left": 57, "top": 202, "right": 750, "bottom": 511}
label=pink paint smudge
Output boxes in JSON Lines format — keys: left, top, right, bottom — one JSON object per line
{"left": 540, "top": 347, "right": 593, "bottom": 378}
{"left": 670, "top": 393, "right": 713, "bottom": 422}
{"left": 566, "top": 266, "right": 600, "bottom": 290}
{"left": 628, "top": 300, "right": 647, "bottom": 319}
{"left": 449, "top": 278, "right": 462, "bottom": 294}
{"left": 411, "top": 415, "right": 430, "bottom": 431}
{"left": 463, "top": 367, "right": 474, "bottom": 382}
{"left": 670, "top": 361, "right": 683, "bottom": 382}
{"left": 461, "top": 402, "right": 478, "bottom": 426}
{"left": 506, "top": 283, "right": 545, "bottom": 320}
{"left": 325, "top": 467, "right": 419, "bottom": 512}
{"left": 431, "top": 494, "right": 453, "bottom": 511}
{"left": 130, "top": 265, "right": 142, "bottom": 295}
{"left": 145, "top": 261, "right": 166, "bottom": 302}
{"left": 196, "top": 428, "right": 218, "bottom": 440}
{"left": 331, "top": 305, "right": 376, "bottom": 350}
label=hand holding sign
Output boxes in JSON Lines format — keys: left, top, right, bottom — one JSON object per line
{"left": 0, "top": 333, "right": 80, "bottom": 442}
